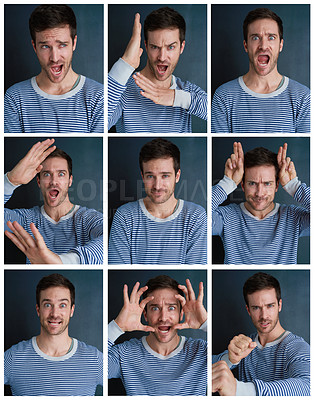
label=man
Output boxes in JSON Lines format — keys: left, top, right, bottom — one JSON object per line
{"left": 108, "top": 138, "right": 207, "bottom": 264}
{"left": 212, "top": 272, "right": 310, "bottom": 396}
{"left": 108, "top": 275, "right": 207, "bottom": 395}
{"left": 108, "top": 7, "right": 207, "bottom": 133}
{"left": 212, "top": 142, "right": 309, "bottom": 264}
{"left": 4, "top": 273, "right": 103, "bottom": 395}
{"left": 4, "top": 138, "right": 103, "bottom": 264}
{"left": 211, "top": 8, "right": 310, "bottom": 133}
{"left": 4, "top": 4, "right": 103, "bottom": 133}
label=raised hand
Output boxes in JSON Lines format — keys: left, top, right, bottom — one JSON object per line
{"left": 224, "top": 141, "right": 244, "bottom": 185}
{"left": 173, "top": 279, "right": 207, "bottom": 330}
{"left": 5, "top": 221, "right": 62, "bottom": 264}
{"left": 7, "top": 139, "right": 56, "bottom": 186}
{"left": 115, "top": 282, "right": 155, "bottom": 333}
{"left": 212, "top": 361, "right": 237, "bottom": 396}
{"left": 122, "top": 13, "right": 143, "bottom": 70}
{"left": 228, "top": 334, "right": 257, "bottom": 364}
{"left": 133, "top": 72, "right": 175, "bottom": 106}
{"left": 277, "top": 143, "right": 297, "bottom": 186}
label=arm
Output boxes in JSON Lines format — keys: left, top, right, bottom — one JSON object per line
{"left": 296, "top": 90, "right": 310, "bottom": 133}
{"left": 186, "top": 207, "right": 207, "bottom": 264}
{"left": 90, "top": 86, "right": 104, "bottom": 133}
{"left": 211, "top": 89, "right": 231, "bottom": 133}
{"left": 108, "top": 208, "right": 131, "bottom": 264}
{"left": 4, "top": 90, "right": 23, "bottom": 133}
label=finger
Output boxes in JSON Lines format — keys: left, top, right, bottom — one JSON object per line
{"left": 7, "top": 221, "right": 29, "bottom": 249}
{"left": 132, "top": 13, "right": 141, "bottom": 38}
{"left": 285, "top": 156, "right": 291, "bottom": 168}
{"left": 135, "top": 285, "right": 150, "bottom": 302}
{"left": 178, "top": 283, "right": 188, "bottom": 299}
{"left": 174, "top": 293, "right": 186, "bottom": 309}
{"left": 11, "top": 221, "right": 36, "bottom": 248}
{"left": 33, "top": 139, "right": 55, "bottom": 159}
{"left": 230, "top": 153, "right": 237, "bottom": 168}
{"left": 185, "top": 279, "right": 196, "bottom": 301}
{"left": 282, "top": 143, "right": 287, "bottom": 163}
{"left": 139, "top": 294, "right": 154, "bottom": 310}
{"left": 139, "top": 323, "right": 155, "bottom": 333}
{"left": 197, "top": 281, "right": 204, "bottom": 302}
{"left": 123, "top": 284, "right": 129, "bottom": 306}
{"left": 173, "top": 321, "right": 189, "bottom": 330}
{"left": 277, "top": 145, "right": 283, "bottom": 165}
{"left": 4, "top": 230, "right": 27, "bottom": 253}
{"left": 225, "top": 158, "right": 232, "bottom": 170}
{"left": 237, "top": 142, "right": 244, "bottom": 160}
{"left": 129, "top": 281, "right": 140, "bottom": 303}
{"left": 30, "top": 223, "right": 46, "bottom": 249}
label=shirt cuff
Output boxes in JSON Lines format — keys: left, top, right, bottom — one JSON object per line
{"left": 282, "top": 176, "right": 301, "bottom": 196}
{"left": 59, "top": 252, "right": 81, "bottom": 264}
{"left": 221, "top": 352, "right": 239, "bottom": 368}
{"left": 199, "top": 320, "right": 207, "bottom": 332}
{"left": 4, "top": 173, "right": 21, "bottom": 195}
{"left": 218, "top": 175, "right": 238, "bottom": 195}
{"left": 173, "top": 89, "right": 191, "bottom": 109}
{"left": 108, "top": 320, "right": 125, "bottom": 342}
{"left": 109, "top": 58, "right": 135, "bottom": 86}
{"left": 236, "top": 380, "right": 256, "bottom": 396}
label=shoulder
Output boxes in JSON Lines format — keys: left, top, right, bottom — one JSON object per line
{"left": 83, "top": 77, "right": 103, "bottom": 90}
{"left": 112, "top": 337, "right": 143, "bottom": 352}
{"left": 287, "top": 78, "right": 310, "bottom": 94}
{"left": 76, "top": 340, "right": 103, "bottom": 358}
{"left": 5, "top": 338, "right": 33, "bottom": 356}
{"left": 5, "top": 79, "right": 33, "bottom": 96}
{"left": 280, "top": 332, "right": 310, "bottom": 352}
{"left": 174, "top": 76, "right": 202, "bottom": 91}
{"left": 182, "top": 200, "right": 206, "bottom": 215}
{"left": 115, "top": 201, "right": 139, "bottom": 215}
{"left": 184, "top": 337, "right": 207, "bottom": 353}
{"left": 75, "top": 206, "right": 103, "bottom": 219}
{"left": 213, "top": 78, "right": 240, "bottom": 95}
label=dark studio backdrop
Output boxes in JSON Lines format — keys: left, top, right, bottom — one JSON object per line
{"left": 212, "top": 269, "right": 310, "bottom": 355}
{"left": 212, "top": 137, "right": 310, "bottom": 264}
{"left": 211, "top": 4, "right": 310, "bottom": 98}
{"left": 4, "top": 137, "right": 103, "bottom": 264}
{"left": 108, "top": 269, "right": 207, "bottom": 395}
{"left": 4, "top": 269, "right": 103, "bottom": 395}
{"left": 4, "top": 4, "right": 104, "bottom": 92}
{"left": 108, "top": 4, "right": 207, "bottom": 133}
{"left": 108, "top": 136, "right": 207, "bottom": 232}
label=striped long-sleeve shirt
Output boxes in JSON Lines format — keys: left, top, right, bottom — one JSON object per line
{"left": 108, "top": 199, "right": 207, "bottom": 265}
{"left": 5, "top": 337, "right": 103, "bottom": 396}
{"left": 4, "top": 175, "right": 103, "bottom": 264}
{"left": 108, "top": 320, "right": 207, "bottom": 396}
{"left": 4, "top": 76, "right": 104, "bottom": 133}
{"left": 211, "top": 76, "right": 310, "bottom": 133}
{"left": 108, "top": 58, "right": 207, "bottom": 133}
{"left": 212, "top": 176, "right": 310, "bottom": 264}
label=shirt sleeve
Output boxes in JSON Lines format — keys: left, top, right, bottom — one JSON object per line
{"left": 186, "top": 84, "right": 207, "bottom": 120}
{"left": 4, "top": 90, "right": 23, "bottom": 133}
{"left": 296, "top": 90, "right": 310, "bottom": 133}
{"left": 186, "top": 207, "right": 207, "bottom": 264}
{"left": 4, "top": 348, "right": 12, "bottom": 385}
{"left": 108, "top": 208, "right": 131, "bottom": 264}
{"left": 4, "top": 174, "right": 25, "bottom": 229}
{"left": 90, "top": 86, "right": 104, "bottom": 133}
{"left": 211, "top": 89, "right": 231, "bottom": 133}
{"left": 108, "top": 320, "right": 125, "bottom": 379}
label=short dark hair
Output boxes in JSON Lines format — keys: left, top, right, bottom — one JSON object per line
{"left": 243, "top": 272, "right": 281, "bottom": 307}
{"left": 139, "top": 138, "right": 180, "bottom": 174}
{"left": 29, "top": 4, "right": 77, "bottom": 44}
{"left": 36, "top": 273, "right": 75, "bottom": 307}
{"left": 37, "top": 148, "right": 73, "bottom": 180}
{"left": 243, "top": 147, "right": 279, "bottom": 183}
{"left": 243, "top": 8, "right": 283, "bottom": 42}
{"left": 144, "top": 7, "right": 186, "bottom": 44}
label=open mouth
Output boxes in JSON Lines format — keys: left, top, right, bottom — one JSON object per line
{"left": 50, "top": 64, "right": 63, "bottom": 77}
{"left": 257, "top": 55, "right": 270, "bottom": 66}
{"left": 49, "top": 189, "right": 60, "bottom": 200}
{"left": 48, "top": 320, "right": 62, "bottom": 326}
{"left": 156, "top": 65, "right": 168, "bottom": 75}
{"left": 158, "top": 326, "right": 171, "bottom": 334}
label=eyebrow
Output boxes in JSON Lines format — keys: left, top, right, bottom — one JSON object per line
{"left": 144, "top": 171, "right": 172, "bottom": 174}
{"left": 251, "top": 302, "right": 276, "bottom": 307}
{"left": 149, "top": 41, "right": 178, "bottom": 47}
{"left": 149, "top": 302, "right": 178, "bottom": 307}
{"left": 41, "top": 169, "right": 67, "bottom": 173}
{"left": 38, "top": 40, "right": 69, "bottom": 44}
{"left": 41, "top": 298, "right": 70, "bottom": 303}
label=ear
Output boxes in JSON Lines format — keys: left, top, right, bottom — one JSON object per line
{"left": 141, "top": 171, "right": 144, "bottom": 182}
{"left": 279, "top": 38, "right": 283, "bottom": 52}
{"left": 70, "top": 304, "right": 75, "bottom": 317}
{"left": 72, "top": 35, "right": 77, "bottom": 51}
{"left": 36, "top": 176, "right": 40, "bottom": 188}
{"left": 278, "top": 299, "right": 282, "bottom": 312}
{"left": 143, "top": 309, "right": 148, "bottom": 322}
{"left": 246, "top": 305, "right": 251, "bottom": 316}
{"left": 180, "top": 40, "right": 185, "bottom": 54}
{"left": 69, "top": 175, "right": 73, "bottom": 187}
{"left": 243, "top": 39, "right": 248, "bottom": 53}
{"left": 144, "top": 40, "right": 148, "bottom": 52}
{"left": 241, "top": 181, "right": 245, "bottom": 192}
{"left": 36, "top": 304, "right": 40, "bottom": 317}
{"left": 175, "top": 169, "right": 181, "bottom": 183}
{"left": 31, "top": 40, "right": 37, "bottom": 53}
{"left": 275, "top": 180, "right": 279, "bottom": 192}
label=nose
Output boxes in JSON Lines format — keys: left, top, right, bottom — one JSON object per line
{"left": 259, "top": 36, "right": 268, "bottom": 50}
{"left": 158, "top": 47, "right": 167, "bottom": 62}
{"left": 153, "top": 176, "right": 163, "bottom": 190}
{"left": 159, "top": 307, "right": 168, "bottom": 321}
{"left": 255, "top": 183, "right": 264, "bottom": 196}
{"left": 260, "top": 307, "right": 268, "bottom": 320}
{"left": 49, "top": 173, "right": 58, "bottom": 186}
{"left": 49, "top": 47, "right": 59, "bottom": 63}
{"left": 49, "top": 305, "right": 58, "bottom": 317}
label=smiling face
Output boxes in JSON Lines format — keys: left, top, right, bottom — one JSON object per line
{"left": 32, "top": 25, "right": 77, "bottom": 84}
{"left": 144, "top": 288, "right": 183, "bottom": 344}
{"left": 37, "top": 157, "right": 73, "bottom": 208}
{"left": 141, "top": 157, "right": 180, "bottom": 205}
{"left": 145, "top": 28, "right": 185, "bottom": 83}
{"left": 244, "top": 18, "right": 283, "bottom": 76}
{"left": 246, "top": 288, "right": 282, "bottom": 338}
{"left": 242, "top": 164, "right": 278, "bottom": 218}
{"left": 36, "top": 286, "right": 75, "bottom": 336}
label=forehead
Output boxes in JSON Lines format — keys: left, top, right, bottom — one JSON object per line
{"left": 35, "top": 25, "right": 72, "bottom": 42}
{"left": 147, "top": 288, "right": 179, "bottom": 305}
{"left": 247, "top": 288, "right": 277, "bottom": 306}
{"left": 142, "top": 157, "right": 175, "bottom": 173}
{"left": 247, "top": 18, "right": 280, "bottom": 35}
{"left": 147, "top": 28, "right": 180, "bottom": 44}
{"left": 39, "top": 286, "right": 71, "bottom": 302}
{"left": 245, "top": 165, "right": 276, "bottom": 181}
{"left": 41, "top": 157, "right": 69, "bottom": 172}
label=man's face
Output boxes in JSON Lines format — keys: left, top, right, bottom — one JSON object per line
{"left": 143, "top": 288, "right": 183, "bottom": 344}
{"left": 141, "top": 157, "right": 180, "bottom": 204}
{"left": 37, "top": 157, "right": 73, "bottom": 208}
{"left": 32, "top": 25, "right": 77, "bottom": 84}
{"left": 145, "top": 28, "right": 185, "bottom": 81}
{"left": 36, "top": 286, "right": 75, "bottom": 336}
{"left": 246, "top": 288, "right": 282, "bottom": 335}
{"left": 241, "top": 165, "right": 278, "bottom": 217}
{"left": 243, "top": 18, "right": 283, "bottom": 76}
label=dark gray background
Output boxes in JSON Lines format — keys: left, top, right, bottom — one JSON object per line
{"left": 4, "top": 4, "right": 104, "bottom": 92}
{"left": 212, "top": 137, "right": 310, "bottom": 264}
{"left": 212, "top": 269, "right": 310, "bottom": 356}
{"left": 108, "top": 269, "right": 207, "bottom": 395}
{"left": 108, "top": 4, "right": 207, "bottom": 133}
{"left": 211, "top": 4, "right": 310, "bottom": 98}
{"left": 4, "top": 137, "right": 103, "bottom": 264}
{"left": 108, "top": 137, "right": 207, "bottom": 231}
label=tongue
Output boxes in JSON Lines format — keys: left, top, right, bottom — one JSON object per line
{"left": 158, "top": 65, "right": 167, "bottom": 72}
{"left": 50, "top": 190, "right": 59, "bottom": 197}
{"left": 258, "top": 55, "right": 269, "bottom": 64}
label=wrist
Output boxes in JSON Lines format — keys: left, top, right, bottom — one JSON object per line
{"left": 7, "top": 171, "right": 21, "bottom": 186}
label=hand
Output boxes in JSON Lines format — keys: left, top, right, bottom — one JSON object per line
{"left": 7, "top": 139, "right": 56, "bottom": 186}
{"left": 5, "top": 221, "right": 62, "bottom": 264}
{"left": 228, "top": 334, "right": 257, "bottom": 364}
{"left": 224, "top": 142, "right": 244, "bottom": 185}
{"left": 115, "top": 282, "right": 155, "bottom": 333}
{"left": 212, "top": 361, "right": 237, "bottom": 396}
{"left": 173, "top": 279, "right": 207, "bottom": 330}
{"left": 277, "top": 143, "right": 297, "bottom": 186}
{"left": 122, "top": 13, "right": 143, "bottom": 69}
{"left": 133, "top": 72, "right": 175, "bottom": 106}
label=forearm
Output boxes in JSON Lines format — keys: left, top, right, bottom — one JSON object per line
{"left": 108, "top": 320, "right": 125, "bottom": 379}
{"left": 211, "top": 93, "right": 230, "bottom": 133}
{"left": 253, "top": 377, "right": 310, "bottom": 396}
{"left": 4, "top": 173, "right": 20, "bottom": 203}
{"left": 185, "top": 87, "right": 207, "bottom": 120}
{"left": 71, "top": 236, "right": 103, "bottom": 265}
{"left": 283, "top": 178, "right": 310, "bottom": 210}
{"left": 108, "top": 215, "right": 131, "bottom": 264}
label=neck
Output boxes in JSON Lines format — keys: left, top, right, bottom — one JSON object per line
{"left": 36, "top": 330, "right": 72, "bottom": 357}
{"left": 257, "top": 322, "right": 285, "bottom": 347}
{"left": 143, "top": 196, "right": 178, "bottom": 219}
{"left": 36, "top": 67, "right": 78, "bottom": 95}
{"left": 243, "top": 68, "right": 282, "bottom": 94}
{"left": 146, "top": 333, "right": 180, "bottom": 356}
{"left": 244, "top": 202, "right": 275, "bottom": 220}
{"left": 44, "top": 198, "right": 74, "bottom": 222}
{"left": 141, "top": 64, "right": 173, "bottom": 89}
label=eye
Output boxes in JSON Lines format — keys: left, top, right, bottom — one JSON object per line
{"left": 269, "top": 35, "right": 276, "bottom": 40}
{"left": 60, "top": 43, "right": 67, "bottom": 48}
{"left": 248, "top": 182, "right": 256, "bottom": 186}
{"left": 252, "top": 35, "right": 259, "bottom": 41}
{"left": 59, "top": 172, "right": 65, "bottom": 177}
{"left": 150, "top": 45, "right": 158, "bottom": 50}
{"left": 44, "top": 303, "right": 51, "bottom": 308}
{"left": 267, "top": 304, "right": 274, "bottom": 308}
{"left": 43, "top": 172, "right": 50, "bottom": 177}
{"left": 162, "top": 174, "right": 170, "bottom": 178}
{"left": 151, "top": 306, "right": 159, "bottom": 311}
{"left": 265, "top": 182, "right": 271, "bottom": 186}
{"left": 169, "top": 45, "right": 175, "bottom": 50}
{"left": 169, "top": 306, "right": 176, "bottom": 311}
{"left": 60, "top": 303, "right": 67, "bottom": 308}
{"left": 41, "top": 45, "right": 49, "bottom": 49}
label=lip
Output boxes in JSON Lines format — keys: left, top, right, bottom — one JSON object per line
{"left": 156, "top": 64, "right": 169, "bottom": 76}
{"left": 157, "top": 325, "right": 171, "bottom": 334}
{"left": 256, "top": 53, "right": 270, "bottom": 67}
{"left": 48, "top": 189, "right": 60, "bottom": 200}
{"left": 50, "top": 64, "right": 63, "bottom": 77}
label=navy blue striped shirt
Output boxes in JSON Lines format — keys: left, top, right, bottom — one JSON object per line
{"left": 211, "top": 77, "right": 310, "bottom": 133}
